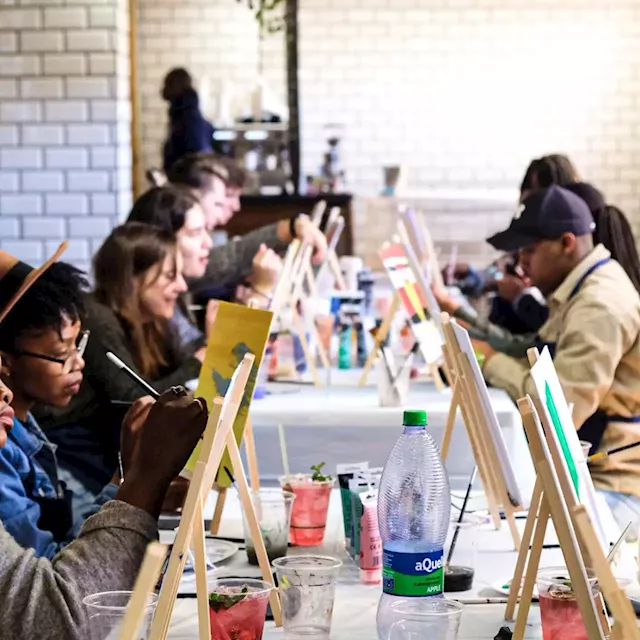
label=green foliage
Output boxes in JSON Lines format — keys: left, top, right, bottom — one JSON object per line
{"left": 236, "top": 0, "right": 285, "bottom": 33}
{"left": 310, "top": 462, "right": 332, "bottom": 483}
{"left": 209, "top": 586, "right": 249, "bottom": 612}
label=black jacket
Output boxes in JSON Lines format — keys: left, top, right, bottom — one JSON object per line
{"left": 162, "top": 89, "right": 215, "bottom": 170}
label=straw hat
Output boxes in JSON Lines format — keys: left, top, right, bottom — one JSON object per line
{"left": 0, "top": 241, "right": 68, "bottom": 324}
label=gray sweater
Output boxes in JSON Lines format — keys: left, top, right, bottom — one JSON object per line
{"left": 0, "top": 500, "right": 157, "bottom": 640}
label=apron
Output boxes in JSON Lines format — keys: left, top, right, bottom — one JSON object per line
{"left": 534, "top": 257, "right": 639, "bottom": 456}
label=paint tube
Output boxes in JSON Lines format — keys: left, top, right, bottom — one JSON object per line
{"left": 360, "top": 492, "right": 382, "bottom": 584}
{"left": 349, "top": 477, "right": 371, "bottom": 560}
{"left": 337, "top": 462, "right": 369, "bottom": 550}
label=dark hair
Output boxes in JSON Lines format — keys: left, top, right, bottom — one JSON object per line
{"left": 0, "top": 262, "right": 88, "bottom": 352}
{"left": 127, "top": 185, "right": 198, "bottom": 234}
{"left": 564, "top": 182, "right": 606, "bottom": 217}
{"left": 217, "top": 156, "right": 246, "bottom": 189}
{"left": 520, "top": 154, "right": 578, "bottom": 196}
{"left": 93, "top": 223, "right": 177, "bottom": 378}
{"left": 161, "top": 67, "right": 193, "bottom": 102}
{"left": 592, "top": 205, "right": 640, "bottom": 294}
{"left": 167, "top": 153, "right": 229, "bottom": 192}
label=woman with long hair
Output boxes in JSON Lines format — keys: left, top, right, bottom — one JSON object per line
{"left": 38, "top": 223, "right": 204, "bottom": 512}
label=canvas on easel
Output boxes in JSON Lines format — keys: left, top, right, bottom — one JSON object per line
{"left": 149, "top": 355, "right": 282, "bottom": 640}
{"left": 439, "top": 313, "right": 523, "bottom": 550}
{"left": 370, "top": 241, "right": 444, "bottom": 388}
{"left": 513, "top": 395, "right": 639, "bottom": 640}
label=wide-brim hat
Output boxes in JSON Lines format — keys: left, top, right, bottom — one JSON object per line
{"left": 0, "top": 241, "right": 67, "bottom": 324}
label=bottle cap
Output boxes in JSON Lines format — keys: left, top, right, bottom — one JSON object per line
{"left": 403, "top": 410, "right": 427, "bottom": 426}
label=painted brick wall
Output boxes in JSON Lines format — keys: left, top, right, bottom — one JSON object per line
{"left": 136, "top": 0, "right": 640, "bottom": 259}
{"left": 0, "top": 0, "right": 131, "bottom": 271}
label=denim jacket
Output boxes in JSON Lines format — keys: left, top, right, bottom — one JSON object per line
{"left": 0, "top": 413, "right": 117, "bottom": 559}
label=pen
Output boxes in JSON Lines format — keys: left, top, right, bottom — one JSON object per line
{"left": 106, "top": 351, "right": 161, "bottom": 399}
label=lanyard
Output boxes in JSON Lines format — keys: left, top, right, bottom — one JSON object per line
{"left": 568, "top": 257, "right": 611, "bottom": 301}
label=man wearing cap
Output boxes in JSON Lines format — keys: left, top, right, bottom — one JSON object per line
{"left": 475, "top": 185, "right": 640, "bottom": 538}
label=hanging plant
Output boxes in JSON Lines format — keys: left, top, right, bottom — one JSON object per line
{"left": 236, "top": 0, "right": 285, "bottom": 34}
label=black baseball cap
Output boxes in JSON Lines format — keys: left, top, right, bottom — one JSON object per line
{"left": 487, "top": 185, "right": 595, "bottom": 253}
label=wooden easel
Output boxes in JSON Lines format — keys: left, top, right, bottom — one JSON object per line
{"left": 439, "top": 314, "right": 522, "bottom": 550}
{"left": 512, "top": 396, "right": 640, "bottom": 640}
{"left": 149, "top": 355, "right": 281, "bottom": 640}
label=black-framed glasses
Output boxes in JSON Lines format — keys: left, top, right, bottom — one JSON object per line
{"left": 11, "top": 330, "right": 89, "bottom": 374}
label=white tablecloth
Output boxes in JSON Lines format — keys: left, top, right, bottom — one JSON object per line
{"left": 245, "top": 378, "right": 534, "bottom": 495}
{"left": 164, "top": 489, "right": 575, "bottom": 639}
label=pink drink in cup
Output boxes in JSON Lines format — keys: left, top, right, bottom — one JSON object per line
{"left": 537, "top": 567, "right": 598, "bottom": 640}
{"left": 281, "top": 467, "right": 334, "bottom": 546}
{"left": 208, "top": 579, "right": 273, "bottom": 640}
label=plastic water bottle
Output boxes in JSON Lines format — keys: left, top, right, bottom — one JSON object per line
{"left": 376, "top": 410, "right": 451, "bottom": 639}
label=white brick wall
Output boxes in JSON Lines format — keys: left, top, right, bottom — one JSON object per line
{"left": 136, "top": 0, "right": 640, "bottom": 248}
{"left": 0, "top": 0, "right": 131, "bottom": 267}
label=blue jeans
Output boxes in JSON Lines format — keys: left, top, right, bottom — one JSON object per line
{"left": 597, "top": 489, "right": 640, "bottom": 542}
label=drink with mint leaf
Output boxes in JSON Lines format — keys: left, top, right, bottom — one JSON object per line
{"left": 208, "top": 578, "right": 273, "bottom": 640}
{"left": 280, "top": 463, "right": 335, "bottom": 546}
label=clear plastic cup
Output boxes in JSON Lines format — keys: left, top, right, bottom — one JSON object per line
{"left": 242, "top": 489, "right": 296, "bottom": 565}
{"left": 579, "top": 440, "right": 592, "bottom": 459}
{"left": 388, "top": 598, "right": 464, "bottom": 640}
{"left": 537, "top": 566, "right": 599, "bottom": 640}
{"left": 444, "top": 513, "right": 486, "bottom": 593}
{"left": 272, "top": 555, "right": 342, "bottom": 639}
{"left": 208, "top": 578, "right": 273, "bottom": 640}
{"left": 83, "top": 591, "right": 158, "bottom": 640}
{"left": 280, "top": 475, "right": 334, "bottom": 546}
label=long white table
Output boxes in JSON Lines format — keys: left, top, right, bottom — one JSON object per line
{"left": 244, "top": 378, "right": 534, "bottom": 495}
{"left": 163, "top": 490, "right": 567, "bottom": 639}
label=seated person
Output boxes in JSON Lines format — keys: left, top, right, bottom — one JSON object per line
{"left": 37, "top": 223, "right": 203, "bottom": 513}
{"left": 0, "top": 246, "right": 208, "bottom": 639}
{"left": 124, "top": 185, "right": 281, "bottom": 348}
{"left": 0, "top": 262, "right": 121, "bottom": 557}
{"left": 437, "top": 185, "right": 640, "bottom": 359}
{"left": 158, "top": 152, "right": 327, "bottom": 290}
{"left": 472, "top": 186, "right": 640, "bottom": 538}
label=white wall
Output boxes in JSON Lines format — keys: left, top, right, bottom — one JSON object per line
{"left": 0, "top": 0, "right": 131, "bottom": 270}
{"left": 137, "top": 0, "right": 640, "bottom": 235}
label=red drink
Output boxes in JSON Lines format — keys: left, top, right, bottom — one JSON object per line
{"left": 281, "top": 476, "right": 334, "bottom": 546}
{"left": 208, "top": 579, "right": 272, "bottom": 640}
{"left": 537, "top": 567, "right": 598, "bottom": 640}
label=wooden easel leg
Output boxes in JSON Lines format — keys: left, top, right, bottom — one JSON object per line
{"left": 193, "top": 497, "right": 212, "bottom": 640}
{"left": 503, "top": 504, "right": 522, "bottom": 552}
{"left": 359, "top": 294, "right": 400, "bottom": 387}
{"left": 291, "top": 308, "right": 321, "bottom": 386}
{"left": 505, "top": 479, "right": 543, "bottom": 620}
{"left": 513, "top": 498, "right": 550, "bottom": 639}
{"left": 429, "top": 362, "right": 446, "bottom": 392}
{"left": 209, "top": 488, "right": 227, "bottom": 536}
{"left": 225, "top": 432, "right": 282, "bottom": 626}
{"left": 440, "top": 383, "right": 460, "bottom": 460}
{"left": 244, "top": 418, "right": 260, "bottom": 491}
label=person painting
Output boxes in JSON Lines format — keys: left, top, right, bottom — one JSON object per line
{"left": 0, "top": 244, "right": 208, "bottom": 639}
{"left": 37, "top": 224, "right": 204, "bottom": 513}
{"left": 162, "top": 67, "right": 215, "bottom": 171}
{"left": 472, "top": 185, "right": 640, "bottom": 539}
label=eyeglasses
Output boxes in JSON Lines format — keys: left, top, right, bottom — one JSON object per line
{"left": 11, "top": 330, "right": 90, "bottom": 374}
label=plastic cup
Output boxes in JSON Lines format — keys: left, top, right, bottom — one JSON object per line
{"left": 376, "top": 356, "right": 410, "bottom": 407}
{"left": 444, "top": 513, "right": 485, "bottom": 593}
{"left": 579, "top": 440, "right": 592, "bottom": 459}
{"left": 537, "top": 566, "right": 599, "bottom": 640}
{"left": 388, "top": 598, "right": 464, "bottom": 640}
{"left": 208, "top": 578, "right": 273, "bottom": 640}
{"left": 272, "top": 555, "right": 342, "bottom": 639}
{"left": 242, "top": 489, "right": 296, "bottom": 565}
{"left": 280, "top": 475, "right": 334, "bottom": 546}
{"left": 83, "top": 591, "right": 158, "bottom": 640}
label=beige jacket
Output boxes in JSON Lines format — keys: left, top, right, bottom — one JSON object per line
{"left": 484, "top": 244, "right": 640, "bottom": 498}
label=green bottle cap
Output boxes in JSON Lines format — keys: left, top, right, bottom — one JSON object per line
{"left": 403, "top": 410, "right": 427, "bottom": 426}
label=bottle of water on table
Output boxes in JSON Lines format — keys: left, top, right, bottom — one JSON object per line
{"left": 376, "top": 409, "right": 451, "bottom": 639}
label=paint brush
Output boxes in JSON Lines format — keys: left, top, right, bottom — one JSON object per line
{"left": 446, "top": 466, "right": 477, "bottom": 566}
{"left": 106, "top": 351, "right": 161, "bottom": 399}
{"left": 587, "top": 440, "right": 640, "bottom": 464}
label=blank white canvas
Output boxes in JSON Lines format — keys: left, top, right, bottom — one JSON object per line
{"left": 451, "top": 322, "right": 523, "bottom": 508}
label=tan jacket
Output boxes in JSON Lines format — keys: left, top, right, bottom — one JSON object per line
{"left": 484, "top": 244, "right": 640, "bottom": 498}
